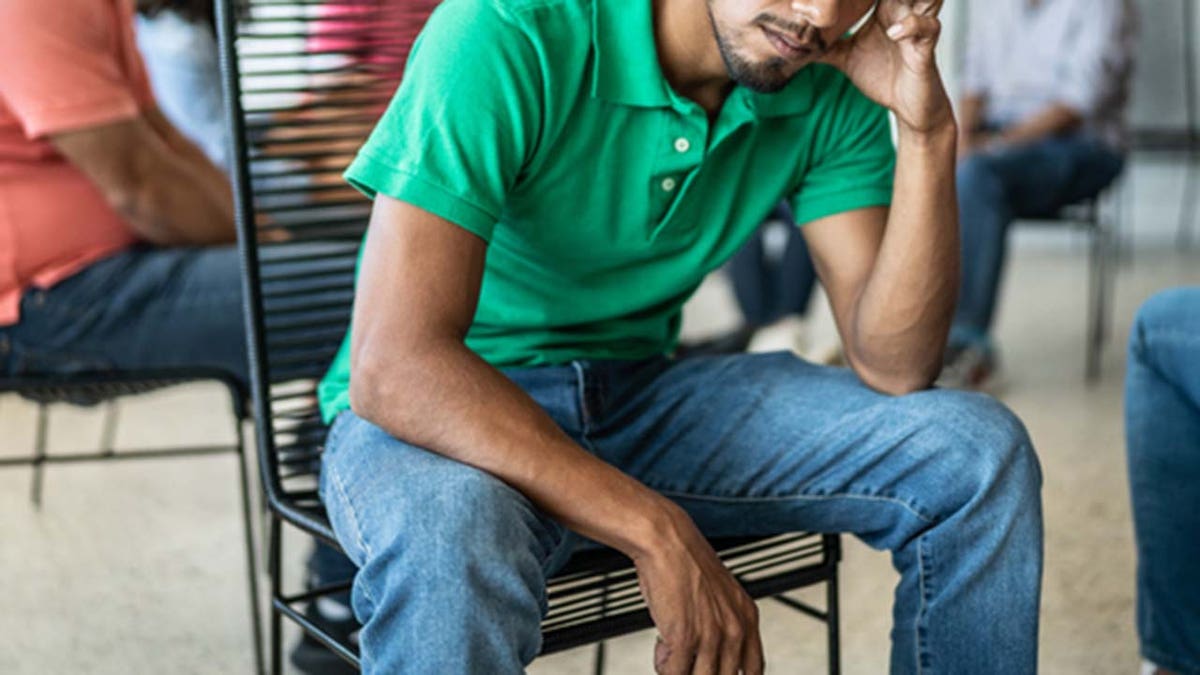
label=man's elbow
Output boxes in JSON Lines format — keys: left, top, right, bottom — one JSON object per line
{"left": 348, "top": 364, "right": 393, "bottom": 426}
{"left": 854, "top": 361, "right": 939, "bottom": 397}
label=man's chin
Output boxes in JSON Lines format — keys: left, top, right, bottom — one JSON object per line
{"left": 730, "top": 62, "right": 798, "bottom": 94}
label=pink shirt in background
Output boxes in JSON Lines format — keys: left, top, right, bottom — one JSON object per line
{"left": 0, "top": 0, "right": 153, "bottom": 326}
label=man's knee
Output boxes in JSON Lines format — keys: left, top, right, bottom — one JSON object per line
{"left": 1130, "top": 287, "right": 1199, "bottom": 355}
{"left": 896, "top": 390, "right": 1041, "bottom": 507}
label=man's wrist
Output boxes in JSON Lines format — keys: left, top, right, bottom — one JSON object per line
{"left": 897, "top": 119, "right": 958, "bottom": 153}
{"left": 622, "top": 494, "right": 690, "bottom": 561}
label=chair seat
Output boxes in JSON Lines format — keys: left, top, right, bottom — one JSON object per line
{"left": 273, "top": 497, "right": 836, "bottom": 659}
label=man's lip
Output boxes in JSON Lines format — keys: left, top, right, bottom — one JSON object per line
{"left": 761, "top": 25, "right": 814, "bottom": 59}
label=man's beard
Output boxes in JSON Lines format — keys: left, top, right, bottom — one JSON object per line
{"left": 708, "top": 14, "right": 794, "bottom": 93}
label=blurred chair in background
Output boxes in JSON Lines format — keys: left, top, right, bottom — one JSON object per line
{"left": 1125, "top": 287, "right": 1200, "bottom": 675}
{"left": 943, "top": 0, "right": 1137, "bottom": 390}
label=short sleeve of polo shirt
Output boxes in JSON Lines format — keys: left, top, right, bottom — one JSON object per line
{"left": 0, "top": 0, "right": 143, "bottom": 139}
{"left": 342, "top": 0, "right": 542, "bottom": 242}
{"left": 788, "top": 77, "right": 895, "bottom": 226}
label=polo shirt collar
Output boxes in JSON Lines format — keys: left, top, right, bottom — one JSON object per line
{"left": 591, "top": 0, "right": 817, "bottom": 117}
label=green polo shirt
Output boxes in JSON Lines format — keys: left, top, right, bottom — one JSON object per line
{"left": 317, "top": 0, "right": 895, "bottom": 421}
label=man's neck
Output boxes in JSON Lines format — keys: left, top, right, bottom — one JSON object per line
{"left": 653, "top": 0, "right": 734, "bottom": 116}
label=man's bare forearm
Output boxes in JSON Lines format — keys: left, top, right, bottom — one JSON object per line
{"left": 351, "top": 339, "right": 682, "bottom": 559}
{"left": 126, "top": 158, "right": 236, "bottom": 246}
{"left": 849, "top": 121, "right": 959, "bottom": 393}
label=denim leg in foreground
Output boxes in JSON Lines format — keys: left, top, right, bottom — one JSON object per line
{"left": 1126, "top": 287, "right": 1200, "bottom": 674}
{"left": 321, "top": 353, "right": 1042, "bottom": 674}
{"left": 953, "top": 135, "right": 1125, "bottom": 348}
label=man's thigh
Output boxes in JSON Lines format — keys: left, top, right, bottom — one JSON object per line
{"left": 975, "top": 136, "right": 1123, "bottom": 218}
{"left": 589, "top": 352, "right": 1033, "bottom": 544}
{"left": 3, "top": 245, "right": 247, "bottom": 380}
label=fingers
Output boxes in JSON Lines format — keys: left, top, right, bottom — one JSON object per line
{"left": 741, "top": 600, "right": 764, "bottom": 675}
{"left": 885, "top": 12, "right": 941, "bottom": 46}
{"left": 888, "top": 0, "right": 943, "bottom": 17}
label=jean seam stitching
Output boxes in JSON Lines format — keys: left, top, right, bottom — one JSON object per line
{"left": 328, "top": 461, "right": 379, "bottom": 610}
{"left": 653, "top": 489, "right": 937, "bottom": 524}
{"left": 916, "top": 536, "right": 930, "bottom": 675}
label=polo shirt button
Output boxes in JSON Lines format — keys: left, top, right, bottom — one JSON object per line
{"left": 661, "top": 177, "right": 677, "bottom": 192}
{"left": 674, "top": 137, "right": 690, "bottom": 153}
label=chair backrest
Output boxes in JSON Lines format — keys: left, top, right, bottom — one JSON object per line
{"left": 216, "top": 0, "right": 436, "bottom": 514}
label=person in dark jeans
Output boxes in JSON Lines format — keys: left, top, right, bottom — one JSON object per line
{"left": 941, "top": 0, "right": 1136, "bottom": 389}
{"left": 680, "top": 202, "right": 820, "bottom": 357}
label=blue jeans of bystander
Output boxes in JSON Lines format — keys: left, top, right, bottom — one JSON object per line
{"left": 1126, "top": 287, "right": 1200, "bottom": 675}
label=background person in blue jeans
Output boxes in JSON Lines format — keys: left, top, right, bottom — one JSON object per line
{"left": 316, "top": 0, "right": 1045, "bottom": 673}
{"left": 1126, "top": 288, "right": 1200, "bottom": 675}
{"left": 940, "top": 0, "right": 1136, "bottom": 389}
{"left": 680, "top": 202, "right": 820, "bottom": 357}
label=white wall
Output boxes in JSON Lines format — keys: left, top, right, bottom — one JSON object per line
{"left": 938, "top": 0, "right": 1197, "bottom": 133}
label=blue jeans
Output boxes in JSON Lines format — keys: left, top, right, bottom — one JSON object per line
{"left": 1126, "top": 288, "right": 1200, "bottom": 674}
{"left": 320, "top": 352, "right": 1044, "bottom": 674}
{"left": 0, "top": 246, "right": 247, "bottom": 380}
{"left": 953, "top": 135, "right": 1125, "bottom": 348}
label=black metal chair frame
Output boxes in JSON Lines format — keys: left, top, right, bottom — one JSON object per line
{"left": 215, "top": 2, "right": 842, "bottom": 673}
{"left": 0, "top": 368, "right": 264, "bottom": 674}
{"left": 1019, "top": 195, "right": 1118, "bottom": 382}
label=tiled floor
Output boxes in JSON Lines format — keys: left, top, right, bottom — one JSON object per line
{"left": 2, "top": 164, "right": 1198, "bottom": 674}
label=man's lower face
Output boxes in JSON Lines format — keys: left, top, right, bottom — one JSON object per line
{"left": 715, "top": 26, "right": 803, "bottom": 93}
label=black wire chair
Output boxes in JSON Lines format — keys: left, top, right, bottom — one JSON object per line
{"left": 215, "top": 1, "right": 842, "bottom": 673}
{"left": 0, "top": 367, "right": 264, "bottom": 674}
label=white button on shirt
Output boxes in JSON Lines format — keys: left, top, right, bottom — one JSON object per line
{"left": 661, "top": 177, "right": 677, "bottom": 192}
{"left": 674, "top": 137, "right": 690, "bottom": 153}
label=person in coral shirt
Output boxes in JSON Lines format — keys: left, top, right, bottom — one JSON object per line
{"left": 0, "top": 0, "right": 242, "bottom": 378}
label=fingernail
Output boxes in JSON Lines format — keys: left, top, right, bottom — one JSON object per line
{"left": 887, "top": 23, "right": 904, "bottom": 39}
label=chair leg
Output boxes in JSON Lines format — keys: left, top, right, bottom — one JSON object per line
{"left": 31, "top": 403, "right": 48, "bottom": 508}
{"left": 269, "top": 515, "right": 284, "bottom": 675}
{"left": 1086, "top": 219, "right": 1111, "bottom": 383}
{"left": 235, "top": 421, "right": 266, "bottom": 675}
{"left": 827, "top": 563, "right": 841, "bottom": 675}
{"left": 99, "top": 400, "right": 120, "bottom": 456}
{"left": 593, "top": 573, "right": 609, "bottom": 675}
{"left": 592, "top": 641, "right": 606, "bottom": 675}
{"left": 1181, "top": 155, "right": 1199, "bottom": 250}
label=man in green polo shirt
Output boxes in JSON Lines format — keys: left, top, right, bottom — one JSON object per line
{"left": 317, "top": 0, "right": 1043, "bottom": 672}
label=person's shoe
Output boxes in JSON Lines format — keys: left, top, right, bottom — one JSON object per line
{"left": 289, "top": 595, "right": 361, "bottom": 675}
{"left": 937, "top": 343, "right": 1000, "bottom": 392}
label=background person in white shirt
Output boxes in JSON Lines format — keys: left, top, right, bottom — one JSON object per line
{"left": 941, "top": 0, "right": 1136, "bottom": 389}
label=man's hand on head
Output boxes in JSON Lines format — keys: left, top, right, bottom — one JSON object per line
{"left": 816, "top": 0, "right": 954, "bottom": 137}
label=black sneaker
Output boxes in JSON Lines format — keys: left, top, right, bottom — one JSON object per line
{"left": 289, "top": 595, "right": 361, "bottom": 675}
